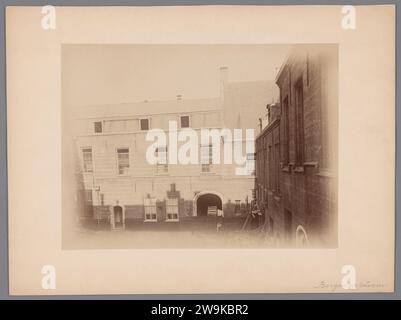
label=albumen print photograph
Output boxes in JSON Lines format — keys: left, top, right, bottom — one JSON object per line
{"left": 62, "top": 44, "right": 338, "bottom": 249}
{"left": 6, "top": 5, "right": 394, "bottom": 295}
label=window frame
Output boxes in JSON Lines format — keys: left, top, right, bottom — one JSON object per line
{"left": 139, "top": 118, "right": 150, "bottom": 131}
{"left": 144, "top": 197, "right": 157, "bottom": 222}
{"left": 282, "top": 95, "right": 290, "bottom": 165}
{"left": 200, "top": 143, "right": 213, "bottom": 173}
{"left": 179, "top": 115, "right": 190, "bottom": 129}
{"left": 246, "top": 152, "right": 256, "bottom": 176}
{"left": 81, "top": 147, "right": 93, "bottom": 173}
{"left": 294, "top": 77, "right": 305, "bottom": 167}
{"left": 84, "top": 189, "right": 93, "bottom": 205}
{"left": 234, "top": 200, "right": 241, "bottom": 214}
{"left": 166, "top": 197, "right": 179, "bottom": 222}
{"left": 155, "top": 146, "right": 169, "bottom": 175}
{"left": 116, "top": 147, "right": 130, "bottom": 175}
{"left": 94, "top": 121, "right": 103, "bottom": 133}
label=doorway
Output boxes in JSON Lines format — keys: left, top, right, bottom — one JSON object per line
{"left": 113, "top": 205, "right": 123, "bottom": 228}
{"left": 196, "top": 193, "right": 222, "bottom": 216}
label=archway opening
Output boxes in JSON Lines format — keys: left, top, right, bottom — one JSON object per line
{"left": 196, "top": 193, "right": 222, "bottom": 216}
{"left": 296, "top": 225, "right": 309, "bottom": 247}
{"left": 113, "top": 205, "right": 123, "bottom": 227}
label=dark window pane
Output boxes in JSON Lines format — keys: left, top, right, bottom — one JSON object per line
{"left": 84, "top": 190, "right": 92, "bottom": 203}
{"left": 295, "top": 78, "right": 305, "bottom": 165}
{"left": 140, "top": 119, "right": 149, "bottom": 130}
{"left": 180, "top": 116, "right": 190, "bottom": 128}
{"left": 94, "top": 121, "right": 102, "bottom": 133}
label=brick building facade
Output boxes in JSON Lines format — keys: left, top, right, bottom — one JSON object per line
{"left": 255, "top": 45, "right": 338, "bottom": 247}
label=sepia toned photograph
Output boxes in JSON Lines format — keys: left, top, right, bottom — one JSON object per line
{"left": 62, "top": 44, "right": 338, "bottom": 249}
{"left": 5, "top": 4, "right": 395, "bottom": 296}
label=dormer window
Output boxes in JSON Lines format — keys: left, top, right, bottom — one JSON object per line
{"left": 180, "top": 115, "right": 190, "bottom": 128}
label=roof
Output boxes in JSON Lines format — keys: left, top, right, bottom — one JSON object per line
{"left": 71, "top": 97, "right": 222, "bottom": 119}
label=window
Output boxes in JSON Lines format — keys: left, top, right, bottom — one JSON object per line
{"left": 320, "top": 52, "right": 337, "bottom": 171}
{"left": 117, "top": 148, "right": 130, "bottom": 175}
{"left": 166, "top": 197, "right": 179, "bottom": 221}
{"left": 200, "top": 144, "right": 213, "bottom": 173}
{"left": 140, "top": 118, "right": 150, "bottom": 131}
{"left": 82, "top": 147, "right": 93, "bottom": 172}
{"left": 180, "top": 115, "right": 190, "bottom": 128}
{"left": 282, "top": 96, "right": 290, "bottom": 164}
{"left": 246, "top": 153, "right": 256, "bottom": 176}
{"left": 268, "top": 145, "right": 273, "bottom": 190}
{"left": 84, "top": 190, "right": 93, "bottom": 205}
{"left": 274, "top": 143, "right": 280, "bottom": 192}
{"left": 294, "top": 78, "right": 305, "bottom": 165}
{"left": 263, "top": 141, "right": 268, "bottom": 191}
{"left": 284, "top": 209, "right": 293, "bottom": 242}
{"left": 144, "top": 198, "right": 157, "bottom": 222}
{"left": 155, "top": 146, "right": 168, "bottom": 174}
{"left": 94, "top": 121, "right": 102, "bottom": 133}
{"left": 100, "top": 193, "right": 104, "bottom": 206}
{"left": 234, "top": 200, "right": 241, "bottom": 214}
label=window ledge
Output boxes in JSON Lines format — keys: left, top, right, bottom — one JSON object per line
{"left": 304, "top": 161, "right": 319, "bottom": 167}
{"left": 317, "top": 169, "right": 335, "bottom": 178}
{"left": 294, "top": 166, "right": 305, "bottom": 173}
{"left": 274, "top": 194, "right": 282, "bottom": 202}
{"left": 281, "top": 165, "right": 290, "bottom": 172}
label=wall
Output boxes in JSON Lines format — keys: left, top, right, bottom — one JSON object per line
{"left": 256, "top": 45, "right": 338, "bottom": 246}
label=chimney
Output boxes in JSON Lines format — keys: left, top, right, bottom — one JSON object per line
{"left": 219, "top": 66, "right": 228, "bottom": 100}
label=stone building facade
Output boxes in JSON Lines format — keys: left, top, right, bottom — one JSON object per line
{"left": 255, "top": 45, "right": 338, "bottom": 247}
{"left": 70, "top": 67, "right": 278, "bottom": 229}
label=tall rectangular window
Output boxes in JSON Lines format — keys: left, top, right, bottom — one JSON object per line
{"left": 84, "top": 189, "right": 93, "bottom": 205}
{"left": 140, "top": 118, "right": 150, "bottom": 131}
{"left": 82, "top": 147, "right": 93, "bottom": 172}
{"left": 284, "top": 209, "right": 293, "bottom": 242}
{"left": 156, "top": 146, "right": 168, "bottom": 174}
{"left": 144, "top": 198, "right": 157, "bottom": 222}
{"left": 117, "top": 148, "right": 130, "bottom": 175}
{"left": 166, "top": 197, "right": 179, "bottom": 221}
{"left": 275, "top": 143, "right": 280, "bottom": 192}
{"left": 200, "top": 144, "right": 213, "bottom": 173}
{"left": 320, "top": 52, "right": 337, "bottom": 171}
{"left": 294, "top": 78, "right": 305, "bottom": 165}
{"left": 84, "top": 189, "right": 93, "bottom": 217}
{"left": 180, "top": 115, "right": 190, "bottom": 128}
{"left": 268, "top": 145, "right": 273, "bottom": 190}
{"left": 234, "top": 200, "right": 241, "bottom": 214}
{"left": 263, "top": 139, "right": 268, "bottom": 191}
{"left": 94, "top": 121, "right": 102, "bottom": 133}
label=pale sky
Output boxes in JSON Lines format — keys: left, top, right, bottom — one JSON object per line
{"left": 62, "top": 44, "right": 290, "bottom": 107}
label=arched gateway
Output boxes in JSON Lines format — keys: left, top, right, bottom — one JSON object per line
{"left": 193, "top": 191, "right": 223, "bottom": 216}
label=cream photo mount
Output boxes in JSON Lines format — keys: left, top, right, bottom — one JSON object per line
{"left": 6, "top": 5, "right": 395, "bottom": 295}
